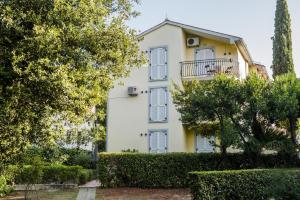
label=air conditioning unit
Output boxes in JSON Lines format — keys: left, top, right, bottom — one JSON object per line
{"left": 128, "top": 86, "right": 139, "bottom": 96}
{"left": 187, "top": 37, "right": 199, "bottom": 47}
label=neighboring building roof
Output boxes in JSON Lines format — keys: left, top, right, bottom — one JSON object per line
{"left": 138, "top": 19, "right": 254, "bottom": 65}
{"left": 252, "top": 62, "right": 269, "bottom": 79}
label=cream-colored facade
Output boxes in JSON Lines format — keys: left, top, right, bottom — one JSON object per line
{"left": 106, "top": 20, "right": 262, "bottom": 153}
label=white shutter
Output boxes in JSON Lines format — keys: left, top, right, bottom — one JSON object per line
{"left": 158, "top": 88, "right": 167, "bottom": 121}
{"left": 158, "top": 132, "right": 167, "bottom": 153}
{"left": 149, "top": 89, "right": 158, "bottom": 121}
{"left": 196, "top": 135, "right": 206, "bottom": 152}
{"left": 195, "top": 48, "right": 215, "bottom": 60}
{"left": 196, "top": 134, "right": 214, "bottom": 153}
{"left": 149, "top": 132, "right": 158, "bottom": 153}
{"left": 149, "top": 131, "right": 167, "bottom": 153}
{"left": 150, "top": 47, "right": 167, "bottom": 80}
{"left": 150, "top": 88, "right": 167, "bottom": 122}
{"left": 195, "top": 49, "right": 205, "bottom": 60}
{"left": 150, "top": 49, "right": 158, "bottom": 80}
{"left": 158, "top": 48, "right": 167, "bottom": 80}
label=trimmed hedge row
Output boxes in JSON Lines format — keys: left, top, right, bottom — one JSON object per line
{"left": 98, "top": 153, "right": 300, "bottom": 188}
{"left": 189, "top": 169, "right": 300, "bottom": 199}
{"left": 15, "top": 164, "right": 94, "bottom": 185}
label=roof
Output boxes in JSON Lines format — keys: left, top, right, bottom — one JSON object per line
{"left": 138, "top": 19, "right": 253, "bottom": 65}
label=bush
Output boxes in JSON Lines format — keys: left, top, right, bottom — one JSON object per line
{"left": 15, "top": 164, "right": 93, "bottom": 185}
{"left": 0, "top": 165, "right": 18, "bottom": 197}
{"left": 98, "top": 153, "right": 300, "bottom": 188}
{"left": 0, "top": 176, "right": 13, "bottom": 197}
{"left": 189, "top": 169, "right": 300, "bottom": 200}
{"left": 62, "top": 148, "right": 94, "bottom": 169}
{"left": 15, "top": 146, "right": 94, "bottom": 169}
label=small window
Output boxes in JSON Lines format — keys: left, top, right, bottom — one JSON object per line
{"left": 149, "top": 130, "right": 167, "bottom": 153}
{"left": 149, "top": 87, "right": 168, "bottom": 122}
{"left": 196, "top": 134, "right": 215, "bottom": 153}
{"left": 149, "top": 47, "right": 168, "bottom": 81}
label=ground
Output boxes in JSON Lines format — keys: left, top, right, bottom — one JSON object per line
{"left": 3, "top": 188, "right": 191, "bottom": 200}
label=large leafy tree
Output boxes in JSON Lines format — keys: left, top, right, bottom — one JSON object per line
{"left": 173, "top": 75, "right": 242, "bottom": 154}
{"left": 0, "top": 0, "right": 143, "bottom": 163}
{"left": 272, "top": 0, "right": 294, "bottom": 77}
{"left": 173, "top": 74, "right": 296, "bottom": 156}
{"left": 268, "top": 73, "right": 300, "bottom": 146}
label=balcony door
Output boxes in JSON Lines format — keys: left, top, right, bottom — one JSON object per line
{"left": 195, "top": 48, "right": 215, "bottom": 75}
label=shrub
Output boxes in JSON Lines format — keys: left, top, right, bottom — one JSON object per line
{"left": 189, "top": 169, "right": 300, "bottom": 200}
{"left": 15, "top": 164, "right": 93, "bottom": 185}
{"left": 0, "top": 165, "right": 19, "bottom": 197}
{"left": 15, "top": 146, "right": 94, "bottom": 169}
{"left": 98, "top": 153, "right": 300, "bottom": 188}
{"left": 0, "top": 176, "right": 13, "bottom": 197}
{"left": 62, "top": 149, "right": 94, "bottom": 169}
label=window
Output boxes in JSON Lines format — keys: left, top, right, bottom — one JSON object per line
{"left": 195, "top": 48, "right": 215, "bottom": 60}
{"left": 149, "top": 47, "right": 168, "bottom": 81}
{"left": 149, "top": 130, "right": 167, "bottom": 153}
{"left": 149, "top": 87, "right": 168, "bottom": 122}
{"left": 195, "top": 134, "right": 215, "bottom": 153}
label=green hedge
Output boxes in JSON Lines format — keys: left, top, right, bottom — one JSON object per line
{"left": 98, "top": 153, "right": 300, "bottom": 188}
{"left": 15, "top": 164, "right": 94, "bottom": 185}
{"left": 189, "top": 169, "right": 300, "bottom": 199}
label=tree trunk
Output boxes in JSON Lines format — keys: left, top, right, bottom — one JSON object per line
{"left": 289, "top": 118, "right": 297, "bottom": 145}
{"left": 219, "top": 118, "right": 227, "bottom": 155}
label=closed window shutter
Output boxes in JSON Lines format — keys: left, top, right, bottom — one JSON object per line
{"left": 158, "top": 48, "right": 167, "bottom": 80}
{"left": 158, "top": 88, "right": 167, "bottom": 121}
{"left": 149, "top": 131, "right": 167, "bottom": 153}
{"left": 196, "top": 134, "right": 214, "bottom": 152}
{"left": 150, "top": 49, "right": 158, "bottom": 80}
{"left": 149, "top": 88, "right": 167, "bottom": 122}
{"left": 196, "top": 134, "right": 206, "bottom": 152}
{"left": 149, "top": 132, "right": 158, "bottom": 153}
{"left": 158, "top": 132, "right": 167, "bottom": 153}
{"left": 149, "top": 89, "right": 158, "bottom": 121}
{"left": 150, "top": 47, "right": 167, "bottom": 80}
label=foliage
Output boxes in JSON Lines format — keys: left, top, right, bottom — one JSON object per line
{"left": 272, "top": 0, "right": 294, "bottom": 76}
{"left": 173, "top": 74, "right": 242, "bottom": 154}
{"left": 0, "top": 175, "right": 13, "bottom": 197}
{"left": 269, "top": 73, "right": 300, "bottom": 146}
{"left": 98, "top": 153, "right": 300, "bottom": 188}
{"left": 15, "top": 164, "right": 93, "bottom": 185}
{"left": 173, "top": 73, "right": 300, "bottom": 155}
{"left": 0, "top": 0, "right": 144, "bottom": 163}
{"left": 15, "top": 146, "right": 94, "bottom": 169}
{"left": 189, "top": 169, "right": 300, "bottom": 200}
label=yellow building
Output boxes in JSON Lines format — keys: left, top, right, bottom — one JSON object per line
{"left": 106, "top": 20, "right": 266, "bottom": 153}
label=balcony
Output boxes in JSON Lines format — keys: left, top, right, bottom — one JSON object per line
{"left": 180, "top": 58, "right": 239, "bottom": 79}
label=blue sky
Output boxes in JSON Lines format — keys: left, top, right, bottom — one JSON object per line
{"left": 127, "top": 0, "right": 300, "bottom": 77}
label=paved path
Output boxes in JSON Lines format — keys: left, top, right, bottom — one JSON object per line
{"left": 76, "top": 180, "right": 100, "bottom": 200}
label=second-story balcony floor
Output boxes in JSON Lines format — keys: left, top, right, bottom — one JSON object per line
{"left": 180, "top": 58, "right": 239, "bottom": 80}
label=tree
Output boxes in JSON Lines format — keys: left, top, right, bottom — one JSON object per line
{"left": 173, "top": 75, "right": 242, "bottom": 154}
{"left": 173, "top": 74, "right": 294, "bottom": 156}
{"left": 272, "top": 0, "right": 294, "bottom": 77}
{"left": 0, "top": 0, "right": 144, "bottom": 163}
{"left": 268, "top": 73, "right": 300, "bottom": 146}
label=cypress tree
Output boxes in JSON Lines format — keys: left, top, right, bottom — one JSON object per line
{"left": 272, "top": 0, "right": 294, "bottom": 77}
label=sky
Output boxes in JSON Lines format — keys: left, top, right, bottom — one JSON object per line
{"left": 127, "top": 0, "right": 300, "bottom": 77}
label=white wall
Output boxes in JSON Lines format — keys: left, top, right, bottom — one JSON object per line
{"left": 107, "top": 24, "right": 188, "bottom": 152}
{"left": 237, "top": 49, "right": 248, "bottom": 79}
